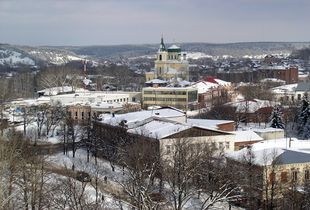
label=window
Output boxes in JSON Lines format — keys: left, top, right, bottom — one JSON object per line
{"left": 166, "top": 145, "right": 171, "bottom": 154}
{"left": 292, "top": 171, "right": 298, "bottom": 182}
{"left": 298, "top": 94, "right": 301, "bottom": 100}
{"left": 281, "top": 172, "right": 288, "bottom": 183}
{"left": 269, "top": 172, "right": 276, "bottom": 183}
{"left": 159, "top": 55, "right": 162, "bottom": 61}
{"left": 75, "top": 112, "right": 78, "bottom": 119}
{"left": 81, "top": 112, "right": 84, "bottom": 120}
{"left": 225, "top": 142, "right": 230, "bottom": 150}
{"left": 305, "top": 170, "right": 310, "bottom": 181}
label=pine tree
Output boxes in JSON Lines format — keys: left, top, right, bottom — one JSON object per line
{"left": 270, "top": 106, "right": 285, "bottom": 129}
{"left": 303, "top": 119, "right": 310, "bottom": 139}
{"left": 297, "top": 96, "right": 310, "bottom": 138}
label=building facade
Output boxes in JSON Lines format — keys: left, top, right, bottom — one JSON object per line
{"left": 142, "top": 87, "right": 198, "bottom": 110}
{"left": 145, "top": 37, "right": 189, "bottom": 81}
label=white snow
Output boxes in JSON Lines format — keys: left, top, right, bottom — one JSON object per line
{"left": 231, "top": 130, "right": 264, "bottom": 142}
{"left": 128, "top": 119, "right": 190, "bottom": 139}
{"left": 227, "top": 138, "right": 310, "bottom": 166}
{"left": 187, "top": 119, "right": 234, "bottom": 130}
{"left": 271, "top": 83, "right": 298, "bottom": 94}
{"left": 38, "top": 86, "right": 74, "bottom": 96}
{"left": 190, "top": 81, "right": 218, "bottom": 94}
{"left": 100, "top": 108, "right": 185, "bottom": 129}
{"left": 0, "top": 49, "right": 35, "bottom": 66}
{"left": 185, "top": 52, "right": 214, "bottom": 60}
{"left": 225, "top": 99, "right": 279, "bottom": 113}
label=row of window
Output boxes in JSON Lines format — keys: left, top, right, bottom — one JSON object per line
{"left": 68, "top": 111, "right": 91, "bottom": 120}
{"left": 144, "top": 91, "right": 188, "bottom": 95}
{"left": 104, "top": 98, "right": 128, "bottom": 103}
{"left": 144, "top": 97, "right": 187, "bottom": 102}
{"left": 270, "top": 169, "right": 310, "bottom": 183}
{"left": 280, "top": 94, "right": 303, "bottom": 102}
{"left": 168, "top": 55, "right": 179, "bottom": 60}
{"left": 165, "top": 142, "right": 230, "bottom": 154}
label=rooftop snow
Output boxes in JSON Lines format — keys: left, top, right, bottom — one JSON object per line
{"left": 187, "top": 119, "right": 234, "bottom": 130}
{"left": 145, "top": 79, "right": 167, "bottom": 84}
{"left": 225, "top": 99, "right": 278, "bottom": 113}
{"left": 231, "top": 130, "right": 263, "bottom": 142}
{"left": 100, "top": 108, "right": 185, "bottom": 129}
{"left": 190, "top": 81, "right": 218, "bottom": 94}
{"left": 168, "top": 44, "right": 180, "bottom": 49}
{"left": 128, "top": 119, "right": 190, "bottom": 139}
{"left": 271, "top": 83, "right": 298, "bottom": 94}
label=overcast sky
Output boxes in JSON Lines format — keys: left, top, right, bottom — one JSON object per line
{"left": 0, "top": 0, "right": 309, "bottom": 46}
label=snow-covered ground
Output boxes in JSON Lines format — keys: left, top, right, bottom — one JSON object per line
{"left": 48, "top": 149, "right": 244, "bottom": 209}
{"left": 0, "top": 49, "right": 35, "bottom": 66}
{"left": 48, "top": 149, "right": 132, "bottom": 209}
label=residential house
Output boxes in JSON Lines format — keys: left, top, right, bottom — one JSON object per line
{"left": 227, "top": 138, "right": 310, "bottom": 208}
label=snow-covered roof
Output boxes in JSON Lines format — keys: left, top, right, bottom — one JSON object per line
{"left": 177, "top": 80, "right": 191, "bottom": 87}
{"left": 227, "top": 138, "right": 310, "bottom": 166}
{"left": 128, "top": 119, "right": 190, "bottom": 139}
{"left": 214, "top": 78, "right": 231, "bottom": 86}
{"left": 228, "top": 147, "right": 285, "bottom": 166}
{"left": 145, "top": 79, "right": 167, "bottom": 84}
{"left": 229, "top": 147, "right": 310, "bottom": 166}
{"left": 38, "top": 86, "right": 74, "bottom": 96}
{"left": 190, "top": 81, "right": 218, "bottom": 94}
{"left": 225, "top": 99, "right": 278, "bottom": 113}
{"left": 231, "top": 130, "right": 263, "bottom": 142}
{"left": 271, "top": 83, "right": 298, "bottom": 94}
{"left": 168, "top": 44, "right": 180, "bottom": 50}
{"left": 187, "top": 119, "right": 234, "bottom": 130}
{"left": 252, "top": 127, "right": 284, "bottom": 133}
{"left": 100, "top": 108, "right": 185, "bottom": 129}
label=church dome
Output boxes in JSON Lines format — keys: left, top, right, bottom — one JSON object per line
{"left": 168, "top": 44, "right": 181, "bottom": 52}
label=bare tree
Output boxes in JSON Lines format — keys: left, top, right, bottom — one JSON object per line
{"left": 117, "top": 140, "right": 161, "bottom": 210}
{"left": 161, "top": 138, "right": 238, "bottom": 210}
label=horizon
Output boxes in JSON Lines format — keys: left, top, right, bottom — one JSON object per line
{"left": 2, "top": 40, "right": 310, "bottom": 48}
{"left": 1, "top": 0, "right": 309, "bottom": 46}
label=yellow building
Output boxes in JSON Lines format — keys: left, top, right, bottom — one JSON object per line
{"left": 145, "top": 37, "right": 189, "bottom": 81}
{"left": 142, "top": 87, "right": 198, "bottom": 110}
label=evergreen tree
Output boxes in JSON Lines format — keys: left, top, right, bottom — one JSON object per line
{"left": 297, "top": 96, "right": 310, "bottom": 138}
{"left": 270, "top": 106, "right": 285, "bottom": 129}
{"left": 303, "top": 119, "right": 310, "bottom": 139}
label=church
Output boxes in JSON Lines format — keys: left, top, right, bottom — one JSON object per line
{"left": 145, "top": 37, "right": 189, "bottom": 82}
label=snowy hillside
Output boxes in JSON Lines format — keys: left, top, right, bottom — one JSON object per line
{"left": 28, "top": 49, "right": 84, "bottom": 65}
{"left": 0, "top": 49, "right": 35, "bottom": 66}
{"left": 0, "top": 44, "right": 86, "bottom": 67}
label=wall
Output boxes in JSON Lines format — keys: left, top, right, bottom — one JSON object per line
{"left": 254, "top": 130, "right": 285, "bottom": 140}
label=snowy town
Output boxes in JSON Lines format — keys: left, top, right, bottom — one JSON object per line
{"left": 1, "top": 36, "right": 310, "bottom": 210}
{"left": 1, "top": 0, "right": 310, "bottom": 210}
